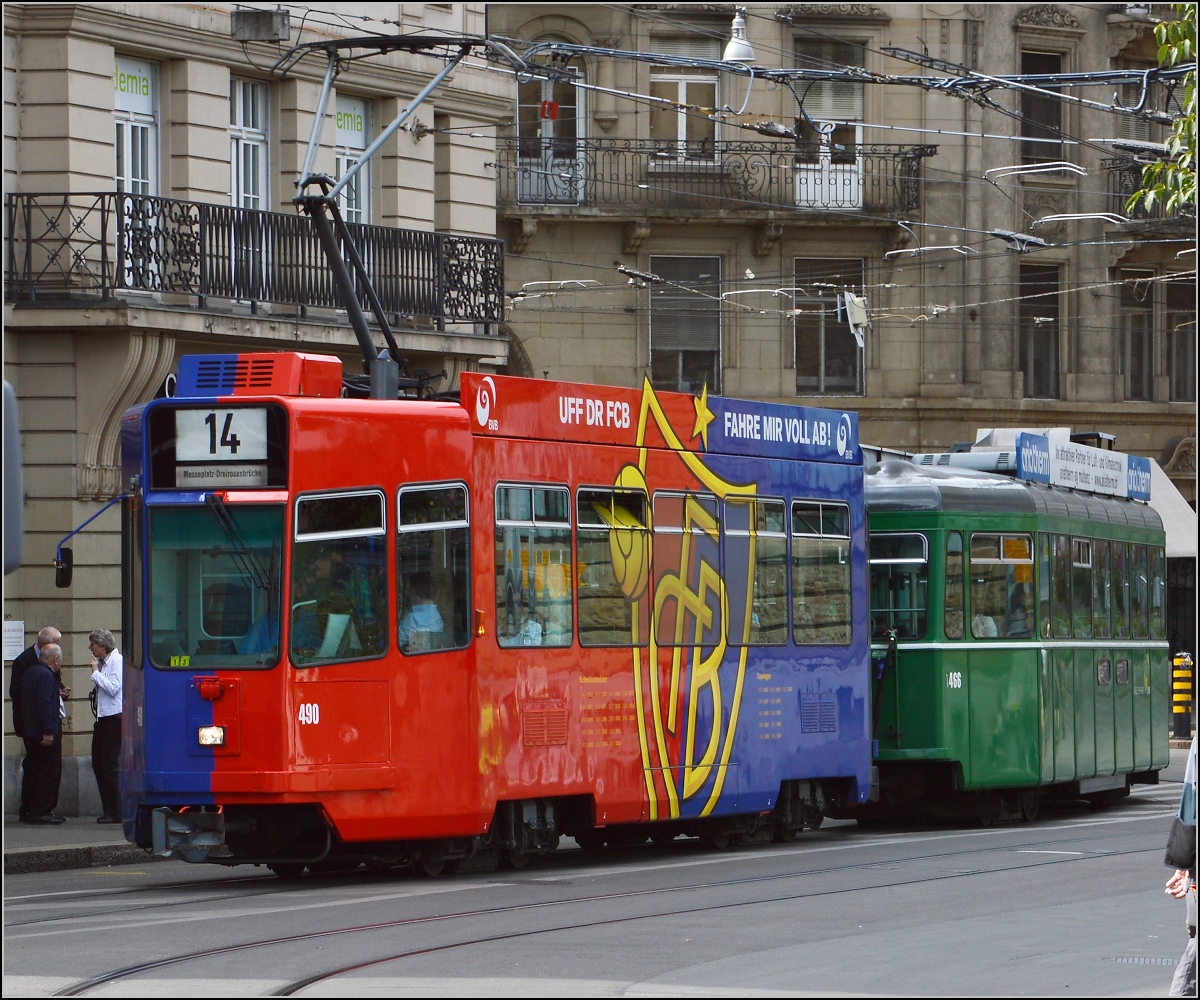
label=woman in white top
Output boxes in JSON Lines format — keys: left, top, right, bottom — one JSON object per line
{"left": 88, "top": 629, "right": 123, "bottom": 824}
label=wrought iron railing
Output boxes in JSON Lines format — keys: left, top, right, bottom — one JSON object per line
{"left": 5, "top": 192, "right": 504, "bottom": 328}
{"left": 496, "top": 138, "right": 936, "bottom": 215}
{"left": 1103, "top": 157, "right": 1181, "bottom": 221}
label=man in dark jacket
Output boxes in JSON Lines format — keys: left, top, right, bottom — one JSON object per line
{"left": 20, "top": 642, "right": 65, "bottom": 824}
{"left": 10, "top": 626, "right": 62, "bottom": 821}
{"left": 9, "top": 625, "right": 61, "bottom": 739}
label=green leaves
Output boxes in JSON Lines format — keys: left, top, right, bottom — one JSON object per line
{"left": 1128, "top": 3, "right": 1196, "bottom": 216}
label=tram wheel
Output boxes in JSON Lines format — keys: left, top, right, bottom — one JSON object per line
{"left": 1020, "top": 790, "right": 1041, "bottom": 823}
{"left": 574, "top": 831, "right": 606, "bottom": 852}
{"left": 806, "top": 812, "right": 825, "bottom": 831}
{"left": 699, "top": 829, "right": 732, "bottom": 851}
{"left": 414, "top": 853, "right": 446, "bottom": 877}
{"left": 773, "top": 824, "right": 800, "bottom": 843}
{"left": 503, "top": 851, "right": 531, "bottom": 870}
{"left": 269, "top": 863, "right": 305, "bottom": 879}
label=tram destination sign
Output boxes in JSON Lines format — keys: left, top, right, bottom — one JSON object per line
{"left": 173, "top": 407, "right": 269, "bottom": 489}
{"left": 1016, "top": 432, "right": 1151, "bottom": 501}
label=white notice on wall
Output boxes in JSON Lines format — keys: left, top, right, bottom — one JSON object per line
{"left": 5, "top": 620, "right": 26, "bottom": 661}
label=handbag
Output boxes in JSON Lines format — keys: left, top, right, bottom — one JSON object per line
{"left": 1165, "top": 817, "right": 1196, "bottom": 871}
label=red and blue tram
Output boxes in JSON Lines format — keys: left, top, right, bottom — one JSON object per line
{"left": 120, "top": 351, "right": 873, "bottom": 872}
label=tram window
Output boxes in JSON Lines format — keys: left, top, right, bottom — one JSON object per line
{"left": 1051, "top": 534, "right": 1071, "bottom": 638}
{"left": 1112, "top": 542, "right": 1130, "bottom": 638}
{"left": 969, "top": 533, "right": 1034, "bottom": 639}
{"left": 495, "top": 485, "right": 573, "bottom": 648}
{"left": 577, "top": 487, "right": 650, "bottom": 647}
{"left": 1097, "top": 657, "right": 1112, "bottom": 686}
{"left": 1150, "top": 546, "right": 1166, "bottom": 639}
{"left": 652, "top": 492, "right": 723, "bottom": 648}
{"left": 1071, "top": 538, "right": 1093, "bottom": 638}
{"left": 945, "top": 532, "right": 965, "bottom": 640}
{"left": 868, "top": 532, "right": 928, "bottom": 640}
{"left": 1038, "top": 533, "right": 1052, "bottom": 639}
{"left": 1092, "top": 539, "right": 1112, "bottom": 638}
{"left": 148, "top": 504, "right": 283, "bottom": 669}
{"left": 291, "top": 490, "right": 387, "bottom": 666}
{"left": 792, "top": 501, "right": 851, "bottom": 645}
{"left": 725, "top": 497, "right": 788, "bottom": 646}
{"left": 1131, "top": 544, "right": 1149, "bottom": 639}
{"left": 397, "top": 484, "right": 470, "bottom": 655}
{"left": 296, "top": 492, "right": 385, "bottom": 539}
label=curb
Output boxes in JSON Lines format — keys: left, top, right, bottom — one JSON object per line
{"left": 4, "top": 844, "right": 157, "bottom": 875}
{"left": 1170, "top": 739, "right": 1194, "bottom": 749}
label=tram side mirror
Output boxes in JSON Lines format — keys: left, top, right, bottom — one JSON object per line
{"left": 55, "top": 547, "right": 73, "bottom": 589}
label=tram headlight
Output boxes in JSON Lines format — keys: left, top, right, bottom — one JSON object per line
{"left": 197, "top": 725, "right": 226, "bottom": 747}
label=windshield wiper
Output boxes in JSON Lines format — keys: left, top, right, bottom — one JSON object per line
{"left": 205, "top": 494, "right": 276, "bottom": 596}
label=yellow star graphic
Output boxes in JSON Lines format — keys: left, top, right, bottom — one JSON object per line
{"left": 692, "top": 384, "right": 715, "bottom": 450}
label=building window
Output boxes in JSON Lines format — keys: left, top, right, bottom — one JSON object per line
{"left": 795, "top": 257, "right": 864, "bottom": 395}
{"left": 1120, "top": 269, "right": 1154, "bottom": 401}
{"left": 230, "top": 78, "right": 268, "bottom": 210}
{"left": 649, "top": 38, "right": 719, "bottom": 161}
{"left": 334, "top": 95, "right": 370, "bottom": 224}
{"left": 114, "top": 56, "right": 157, "bottom": 195}
{"left": 1019, "top": 263, "right": 1060, "bottom": 399}
{"left": 1021, "top": 51, "right": 1062, "bottom": 164}
{"left": 517, "top": 52, "right": 584, "bottom": 204}
{"left": 1168, "top": 277, "right": 1196, "bottom": 402}
{"left": 650, "top": 256, "right": 721, "bottom": 394}
{"left": 794, "top": 39, "right": 865, "bottom": 209}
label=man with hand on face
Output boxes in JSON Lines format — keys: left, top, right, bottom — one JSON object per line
{"left": 88, "top": 629, "right": 123, "bottom": 824}
{"left": 20, "top": 642, "right": 66, "bottom": 824}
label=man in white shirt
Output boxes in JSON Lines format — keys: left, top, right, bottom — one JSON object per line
{"left": 88, "top": 629, "right": 123, "bottom": 824}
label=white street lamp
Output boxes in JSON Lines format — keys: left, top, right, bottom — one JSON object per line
{"left": 723, "top": 7, "right": 756, "bottom": 63}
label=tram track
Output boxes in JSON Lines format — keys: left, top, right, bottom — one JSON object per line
{"left": 9, "top": 795, "right": 1171, "bottom": 931}
{"left": 47, "top": 814, "right": 1170, "bottom": 997}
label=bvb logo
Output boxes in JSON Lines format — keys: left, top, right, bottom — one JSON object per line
{"left": 597, "top": 464, "right": 652, "bottom": 601}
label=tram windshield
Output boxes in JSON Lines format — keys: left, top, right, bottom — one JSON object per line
{"left": 869, "top": 532, "right": 928, "bottom": 640}
{"left": 148, "top": 504, "right": 283, "bottom": 668}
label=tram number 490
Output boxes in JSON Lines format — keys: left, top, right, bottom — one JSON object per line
{"left": 947, "top": 671, "right": 963, "bottom": 689}
{"left": 298, "top": 703, "right": 320, "bottom": 725}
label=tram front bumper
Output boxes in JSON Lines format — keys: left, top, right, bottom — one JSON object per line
{"left": 151, "top": 807, "right": 225, "bottom": 862}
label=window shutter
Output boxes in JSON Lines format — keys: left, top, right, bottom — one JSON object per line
{"left": 651, "top": 256, "right": 721, "bottom": 352}
{"left": 1118, "top": 82, "right": 1151, "bottom": 142}
{"left": 651, "top": 37, "right": 721, "bottom": 60}
{"left": 795, "top": 40, "right": 864, "bottom": 122}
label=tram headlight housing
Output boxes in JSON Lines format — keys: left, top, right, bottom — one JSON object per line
{"left": 197, "top": 725, "right": 226, "bottom": 747}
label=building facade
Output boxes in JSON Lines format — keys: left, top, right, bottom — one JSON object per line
{"left": 3, "top": 2, "right": 509, "bottom": 805}
{"left": 489, "top": 2, "right": 1195, "bottom": 483}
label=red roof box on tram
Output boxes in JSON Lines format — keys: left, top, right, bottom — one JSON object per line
{"left": 175, "top": 352, "right": 342, "bottom": 399}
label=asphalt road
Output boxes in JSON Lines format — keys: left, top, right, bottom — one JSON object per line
{"left": 3, "top": 779, "right": 1189, "bottom": 998}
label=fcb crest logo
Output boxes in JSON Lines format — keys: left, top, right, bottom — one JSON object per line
{"left": 621, "top": 380, "right": 758, "bottom": 821}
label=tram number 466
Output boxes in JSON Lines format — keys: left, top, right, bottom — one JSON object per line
{"left": 946, "top": 671, "right": 963, "bottom": 689}
{"left": 298, "top": 703, "right": 321, "bottom": 725}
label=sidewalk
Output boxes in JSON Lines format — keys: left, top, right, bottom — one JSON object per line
{"left": 3, "top": 815, "right": 154, "bottom": 875}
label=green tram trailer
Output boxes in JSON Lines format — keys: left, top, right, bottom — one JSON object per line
{"left": 856, "top": 459, "right": 1169, "bottom": 823}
